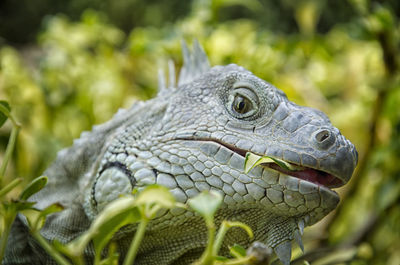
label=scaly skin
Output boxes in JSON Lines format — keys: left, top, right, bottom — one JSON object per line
{"left": 4, "top": 41, "right": 357, "bottom": 265}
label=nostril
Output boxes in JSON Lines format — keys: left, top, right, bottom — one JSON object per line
{"left": 313, "top": 129, "right": 336, "bottom": 149}
{"left": 315, "top": 130, "right": 330, "bottom": 142}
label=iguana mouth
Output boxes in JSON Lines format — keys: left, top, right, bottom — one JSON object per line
{"left": 239, "top": 150, "right": 342, "bottom": 189}
{"left": 178, "top": 137, "right": 344, "bottom": 189}
{"left": 259, "top": 162, "right": 342, "bottom": 188}
{"left": 237, "top": 149, "right": 343, "bottom": 189}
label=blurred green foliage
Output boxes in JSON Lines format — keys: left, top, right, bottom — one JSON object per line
{"left": 0, "top": 0, "right": 399, "bottom": 264}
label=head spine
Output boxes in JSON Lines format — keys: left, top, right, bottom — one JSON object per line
{"left": 158, "top": 40, "right": 210, "bottom": 95}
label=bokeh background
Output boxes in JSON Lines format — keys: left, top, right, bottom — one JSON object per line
{"left": 0, "top": 0, "right": 399, "bottom": 264}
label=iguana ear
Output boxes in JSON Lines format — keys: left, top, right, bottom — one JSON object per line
{"left": 178, "top": 39, "right": 210, "bottom": 86}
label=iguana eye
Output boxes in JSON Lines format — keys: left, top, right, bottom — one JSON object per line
{"left": 233, "top": 95, "right": 252, "bottom": 114}
{"left": 228, "top": 85, "right": 259, "bottom": 119}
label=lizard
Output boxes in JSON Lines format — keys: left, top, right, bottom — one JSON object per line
{"left": 4, "top": 40, "right": 358, "bottom": 265}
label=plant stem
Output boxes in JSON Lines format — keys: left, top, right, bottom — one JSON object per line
{"left": 0, "top": 125, "right": 20, "bottom": 184}
{"left": 32, "top": 231, "right": 72, "bottom": 265}
{"left": 213, "top": 221, "right": 228, "bottom": 256}
{"left": 0, "top": 108, "right": 21, "bottom": 261}
{"left": 123, "top": 218, "right": 149, "bottom": 265}
{"left": 0, "top": 212, "right": 16, "bottom": 262}
{"left": 196, "top": 220, "right": 216, "bottom": 265}
{"left": 68, "top": 254, "right": 85, "bottom": 265}
{"left": 94, "top": 248, "right": 102, "bottom": 265}
{"left": 0, "top": 104, "right": 20, "bottom": 128}
{"left": 0, "top": 178, "right": 23, "bottom": 198}
{"left": 214, "top": 221, "right": 253, "bottom": 259}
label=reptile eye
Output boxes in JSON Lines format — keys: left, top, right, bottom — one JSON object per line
{"left": 233, "top": 95, "right": 252, "bottom": 114}
{"left": 227, "top": 85, "right": 259, "bottom": 119}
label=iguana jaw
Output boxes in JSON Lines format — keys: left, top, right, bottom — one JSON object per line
{"left": 263, "top": 162, "right": 342, "bottom": 188}
{"left": 168, "top": 137, "right": 340, "bottom": 265}
{"left": 171, "top": 137, "right": 341, "bottom": 221}
{"left": 181, "top": 137, "right": 345, "bottom": 189}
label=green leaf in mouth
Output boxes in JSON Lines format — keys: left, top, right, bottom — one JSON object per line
{"left": 244, "top": 152, "right": 305, "bottom": 173}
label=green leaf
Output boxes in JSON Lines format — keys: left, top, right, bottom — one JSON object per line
{"left": 244, "top": 152, "right": 304, "bottom": 173}
{"left": 268, "top": 157, "right": 292, "bottom": 171}
{"left": 5, "top": 200, "right": 36, "bottom": 212}
{"left": 66, "top": 186, "right": 177, "bottom": 258}
{"left": 32, "top": 203, "right": 64, "bottom": 231}
{"left": 0, "top": 100, "right": 11, "bottom": 127}
{"left": 20, "top": 176, "right": 48, "bottom": 200}
{"left": 67, "top": 196, "right": 141, "bottom": 256}
{"left": 188, "top": 191, "right": 222, "bottom": 225}
{"left": 215, "top": 255, "right": 229, "bottom": 261}
{"left": 244, "top": 152, "right": 271, "bottom": 173}
{"left": 229, "top": 244, "right": 247, "bottom": 258}
{"left": 134, "top": 184, "right": 176, "bottom": 210}
{"left": 374, "top": 7, "right": 394, "bottom": 31}
{"left": 40, "top": 203, "right": 64, "bottom": 217}
{"left": 92, "top": 207, "right": 140, "bottom": 257}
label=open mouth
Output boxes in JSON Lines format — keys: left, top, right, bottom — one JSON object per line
{"left": 175, "top": 137, "right": 344, "bottom": 189}
{"left": 199, "top": 138, "right": 344, "bottom": 189}
{"left": 210, "top": 139, "right": 343, "bottom": 189}
{"left": 245, "top": 153, "right": 343, "bottom": 188}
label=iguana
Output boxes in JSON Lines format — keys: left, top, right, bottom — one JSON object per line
{"left": 4, "top": 41, "right": 358, "bottom": 265}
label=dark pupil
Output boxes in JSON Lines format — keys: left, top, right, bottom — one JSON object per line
{"left": 233, "top": 95, "right": 250, "bottom": 114}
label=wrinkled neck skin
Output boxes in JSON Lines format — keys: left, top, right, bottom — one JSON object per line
{"left": 82, "top": 65, "right": 358, "bottom": 264}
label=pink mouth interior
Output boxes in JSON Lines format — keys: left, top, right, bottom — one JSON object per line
{"left": 268, "top": 163, "right": 342, "bottom": 188}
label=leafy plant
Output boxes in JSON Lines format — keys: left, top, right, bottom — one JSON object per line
{"left": 188, "top": 191, "right": 255, "bottom": 265}
{"left": 25, "top": 187, "right": 258, "bottom": 265}
{"left": 0, "top": 100, "right": 20, "bottom": 260}
{"left": 0, "top": 102, "right": 51, "bottom": 261}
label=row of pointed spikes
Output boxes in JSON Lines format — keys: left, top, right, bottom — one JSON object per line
{"left": 158, "top": 40, "right": 210, "bottom": 94}
{"left": 273, "top": 217, "right": 307, "bottom": 265}
{"left": 247, "top": 217, "right": 306, "bottom": 265}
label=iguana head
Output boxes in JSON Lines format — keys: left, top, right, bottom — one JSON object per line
{"left": 85, "top": 41, "right": 358, "bottom": 264}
